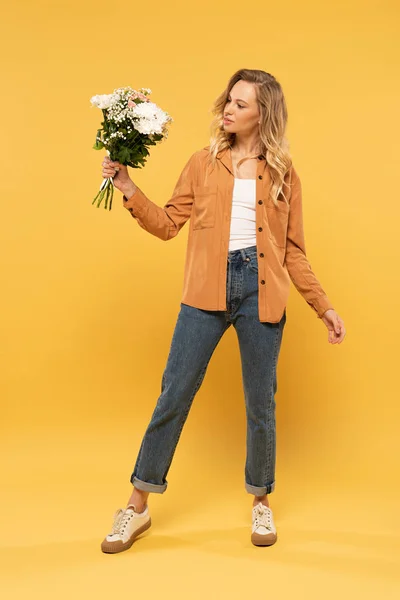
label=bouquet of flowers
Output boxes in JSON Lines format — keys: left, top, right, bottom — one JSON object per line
{"left": 90, "top": 86, "right": 173, "bottom": 210}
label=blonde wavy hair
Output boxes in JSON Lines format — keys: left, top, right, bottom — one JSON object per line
{"left": 207, "top": 68, "right": 293, "bottom": 207}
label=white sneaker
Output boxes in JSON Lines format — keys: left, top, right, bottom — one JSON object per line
{"left": 101, "top": 504, "right": 152, "bottom": 554}
{"left": 251, "top": 501, "right": 277, "bottom": 546}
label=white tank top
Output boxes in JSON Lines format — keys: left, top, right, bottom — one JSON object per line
{"left": 228, "top": 178, "right": 257, "bottom": 251}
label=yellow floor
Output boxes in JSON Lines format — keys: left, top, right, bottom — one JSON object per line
{"left": 2, "top": 426, "right": 399, "bottom": 600}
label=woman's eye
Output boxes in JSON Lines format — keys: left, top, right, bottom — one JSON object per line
{"left": 227, "top": 99, "right": 244, "bottom": 109}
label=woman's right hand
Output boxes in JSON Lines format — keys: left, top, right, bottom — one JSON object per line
{"left": 102, "top": 156, "right": 132, "bottom": 191}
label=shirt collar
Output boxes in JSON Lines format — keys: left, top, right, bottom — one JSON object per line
{"left": 216, "top": 146, "right": 266, "bottom": 177}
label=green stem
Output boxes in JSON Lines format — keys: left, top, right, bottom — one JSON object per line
{"left": 108, "top": 181, "right": 114, "bottom": 210}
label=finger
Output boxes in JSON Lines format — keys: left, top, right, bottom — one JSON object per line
{"left": 335, "top": 327, "right": 344, "bottom": 343}
{"left": 338, "top": 328, "right": 346, "bottom": 343}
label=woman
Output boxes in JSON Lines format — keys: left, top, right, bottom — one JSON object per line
{"left": 100, "top": 69, "right": 346, "bottom": 554}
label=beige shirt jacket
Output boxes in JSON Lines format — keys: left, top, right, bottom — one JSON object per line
{"left": 122, "top": 145, "right": 334, "bottom": 323}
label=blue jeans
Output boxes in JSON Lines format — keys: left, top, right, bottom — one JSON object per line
{"left": 130, "top": 244, "right": 287, "bottom": 495}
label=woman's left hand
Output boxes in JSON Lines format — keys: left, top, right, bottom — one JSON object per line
{"left": 320, "top": 309, "right": 346, "bottom": 344}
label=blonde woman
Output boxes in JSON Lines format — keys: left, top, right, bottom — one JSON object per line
{"left": 100, "top": 69, "right": 346, "bottom": 553}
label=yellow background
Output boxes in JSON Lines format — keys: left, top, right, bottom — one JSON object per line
{"left": 2, "top": 0, "right": 399, "bottom": 597}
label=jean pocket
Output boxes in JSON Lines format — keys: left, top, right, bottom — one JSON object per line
{"left": 247, "top": 254, "right": 259, "bottom": 274}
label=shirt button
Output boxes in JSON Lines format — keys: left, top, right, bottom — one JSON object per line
{"left": 258, "top": 175, "right": 263, "bottom": 179}
{"left": 258, "top": 200, "right": 263, "bottom": 204}
{"left": 260, "top": 280, "right": 265, "bottom": 285}
{"left": 259, "top": 252, "right": 264, "bottom": 258}
{"left": 258, "top": 227, "right": 263, "bottom": 232}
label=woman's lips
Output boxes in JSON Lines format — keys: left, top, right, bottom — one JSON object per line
{"left": 223, "top": 118, "right": 233, "bottom": 124}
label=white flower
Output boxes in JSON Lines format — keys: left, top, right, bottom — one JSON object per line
{"left": 130, "top": 101, "right": 171, "bottom": 135}
{"left": 90, "top": 94, "right": 114, "bottom": 109}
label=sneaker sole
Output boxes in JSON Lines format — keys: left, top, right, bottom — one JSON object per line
{"left": 101, "top": 517, "right": 152, "bottom": 554}
{"left": 251, "top": 531, "right": 277, "bottom": 546}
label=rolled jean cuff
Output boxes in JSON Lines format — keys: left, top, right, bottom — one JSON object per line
{"left": 130, "top": 475, "right": 168, "bottom": 494}
{"left": 245, "top": 481, "right": 275, "bottom": 495}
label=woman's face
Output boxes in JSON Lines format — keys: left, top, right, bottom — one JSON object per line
{"left": 223, "top": 80, "right": 260, "bottom": 135}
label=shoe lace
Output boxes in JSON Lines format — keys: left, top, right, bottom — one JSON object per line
{"left": 254, "top": 504, "right": 272, "bottom": 530}
{"left": 111, "top": 508, "right": 133, "bottom": 535}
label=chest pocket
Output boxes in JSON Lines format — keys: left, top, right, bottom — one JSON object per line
{"left": 266, "top": 200, "right": 290, "bottom": 248}
{"left": 192, "top": 185, "right": 217, "bottom": 230}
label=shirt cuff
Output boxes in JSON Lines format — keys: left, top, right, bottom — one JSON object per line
{"left": 122, "top": 186, "right": 148, "bottom": 217}
{"left": 309, "top": 294, "right": 334, "bottom": 319}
